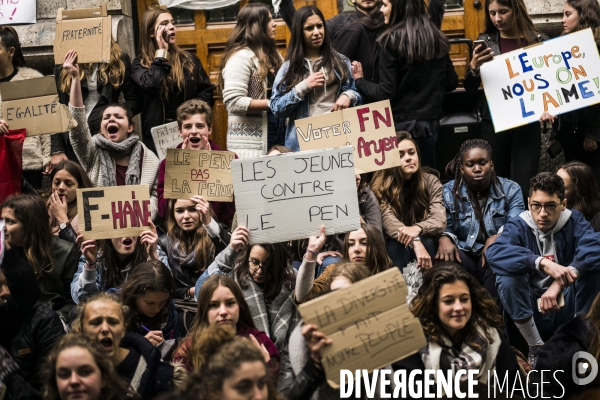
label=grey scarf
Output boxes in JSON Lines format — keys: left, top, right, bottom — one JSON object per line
{"left": 93, "top": 134, "right": 143, "bottom": 187}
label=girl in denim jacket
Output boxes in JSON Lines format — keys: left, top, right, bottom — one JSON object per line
{"left": 269, "top": 5, "right": 361, "bottom": 151}
{"left": 437, "top": 139, "right": 524, "bottom": 304}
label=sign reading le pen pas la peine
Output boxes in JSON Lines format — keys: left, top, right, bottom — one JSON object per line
{"left": 481, "top": 28, "right": 600, "bottom": 132}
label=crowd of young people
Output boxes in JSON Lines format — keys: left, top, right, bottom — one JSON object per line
{"left": 2, "top": 0, "right": 600, "bottom": 399}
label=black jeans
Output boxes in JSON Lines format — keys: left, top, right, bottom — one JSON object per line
{"left": 457, "top": 249, "right": 501, "bottom": 311}
{"left": 385, "top": 236, "right": 436, "bottom": 271}
{"left": 267, "top": 109, "right": 285, "bottom": 150}
{"left": 481, "top": 119, "right": 541, "bottom": 202}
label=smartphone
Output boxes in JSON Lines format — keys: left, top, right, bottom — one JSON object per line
{"left": 474, "top": 40, "right": 488, "bottom": 52}
{"left": 162, "top": 30, "right": 170, "bottom": 42}
{"left": 537, "top": 293, "right": 565, "bottom": 312}
{"left": 547, "top": 140, "right": 563, "bottom": 158}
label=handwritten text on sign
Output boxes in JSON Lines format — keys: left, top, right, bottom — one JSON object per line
{"left": 76, "top": 185, "right": 151, "bottom": 240}
{"left": 232, "top": 147, "right": 361, "bottom": 244}
{"left": 164, "top": 148, "right": 235, "bottom": 202}
{"left": 295, "top": 100, "right": 401, "bottom": 174}
{"left": 298, "top": 268, "right": 426, "bottom": 388}
{"left": 481, "top": 28, "right": 600, "bottom": 132}
{"left": 151, "top": 121, "right": 181, "bottom": 161}
{"left": 0, "top": 0, "right": 36, "bottom": 24}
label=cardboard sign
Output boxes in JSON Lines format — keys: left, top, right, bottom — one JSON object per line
{"left": 0, "top": 0, "right": 36, "bottom": 24}
{"left": 164, "top": 148, "right": 235, "bottom": 202}
{"left": 151, "top": 121, "right": 181, "bottom": 161}
{"left": 0, "top": 77, "right": 76, "bottom": 136}
{"left": 232, "top": 147, "right": 361, "bottom": 244}
{"left": 76, "top": 185, "right": 152, "bottom": 240}
{"left": 298, "top": 268, "right": 426, "bottom": 388}
{"left": 295, "top": 100, "right": 401, "bottom": 174}
{"left": 481, "top": 28, "right": 600, "bottom": 132}
{"left": 54, "top": 3, "right": 111, "bottom": 64}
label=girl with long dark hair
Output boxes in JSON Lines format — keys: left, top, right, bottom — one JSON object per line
{"left": 466, "top": 0, "right": 548, "bottom": 198}
{"left": 557, "top": 160, "right": 600, "bottom": 230}
{"left": 352, "top": 0, "right": 458, "bottom": 167}
{"left": 219, "top": 3, "right": 283, "bottom": 157}
{"left": 270, "top": 5, "right": 361, "bottom": 151}
{"left": 132, "top": 8, "right": 214, "bottom": 154}
{"left": 437, "top": 138, "right": 524, "bottom": 303}
{"left": 371, "top": 131, "right": 446, "bottom": 270}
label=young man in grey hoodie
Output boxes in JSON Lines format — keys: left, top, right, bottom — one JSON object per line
{"left": 487, "top": 172, "right": 600, "bottom": 366}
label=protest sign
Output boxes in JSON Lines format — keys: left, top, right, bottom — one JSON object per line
{"left": 298, "top": 268, "right": 426, "bottom": 388}
{"left": 151, "top": 121, "right": 181, "bottom": 161}
{"left": 164, "top": 148, "right": 235, "bottom": 202}
{"left": 76, "top": 185, "right": 151, "bottom": 240}
{"left": 0, "top": 77, "right": 76, "bottom": 136}
{"left": 0, "top": 0, "right": 36, "bottom": 24}
{"left": 54, "top": 3, "right": 111, "bottom": 64}
{"left": 481, "top": 28, "right": 600, "bottom": 132}
{"left": 232, "top": 147, "right": 361, "bottom": 244}
{"left": 295, "top": 100, "right": 401, "bottom": 174}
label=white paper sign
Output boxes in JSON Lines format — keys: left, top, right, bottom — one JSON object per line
{"left": 0, "top": 0, "right": 36, "bottom": 24}
{"left": 232, "top": 147, "right": 361, "bottom": 244}
{"left": 481, "top": 28, "right": 600, "bottom": 132}
{"left": 151, "top": 121, "right": 181, "bottom": 161}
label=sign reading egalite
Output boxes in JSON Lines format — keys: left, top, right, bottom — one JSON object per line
{"left": 298, "top": 268, "right": 426, "bottom": 388}
{"left": 164, "top": 148, "right": 235, "bottom": 202}
{"left": 0, "top": 77, "right": 76, "bottom": 136}
{"left": 77, "top": 185, "right": 152, "bottom": 240}
{"left": 54, "top": 3, "right": 111, "bottom": 64}
{"left": 295, "top": 100, "right": 401, "bottom": 174}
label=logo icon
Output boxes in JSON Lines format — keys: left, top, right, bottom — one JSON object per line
{"left": 572, "top": 351, "right": 598, "bottom": 385}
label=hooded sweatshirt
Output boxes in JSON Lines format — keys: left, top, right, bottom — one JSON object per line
{"left": 519, "top": 209, "right": 579, "bottom": 296}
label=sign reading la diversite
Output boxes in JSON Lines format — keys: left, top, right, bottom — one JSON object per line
{"left": 76, "top": 185, "right": 151, "bottom": 240}
{"left": 164, "top": 148, "right": 235, "bottom": 202}
{"left": 298, "top": 268, "right": 426, "bottom": 388}
{"left": 481, "top": 28, "right": 600, "bottom": 132}
{"left": 295, "top": 100, "right": 401, "bottom": 174}
{"left": 53, "top": 3, "right": 111, "bottom": 64}
{"left": 231, "top": 147, "right": 361, "bottom": 244}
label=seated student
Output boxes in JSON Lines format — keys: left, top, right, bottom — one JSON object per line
{"left": 73, "top": 292, "right": 174, "bottom": 398}
{"left": 64, "top": 50, "right": 160, "bottom": 219}
{"left": 0, "top": 253, "right": 65, "bottom": 393}
{"left": 41, "top": 334, "right": 133, "bottom": 400}
{"left": 394, "top": 262, "right": 520, "bottom": 398}
{"left": 46, "top": 160, "right": 95, "bottom": 246}
{"left": 171, "top": 324, "right": 281, "bottom": 400}
{"left": 194, "top": 227, "right": 298, "bottom": 353}
{"left": 437, "top": 139, "right": 524, "bottom": 303}
{"left": 1, "top": 195, "right": 79, "bottom": 320}
{"left": 72, "top": 221, "right": 168, "bottom": 303}
{"left": 173, "top": 275, "right": 280, "bottom": 376}
{"left": 157, "top": 99, "right": 236, "bottom": 228}
{"left": 117, "top": 260, "right": 180, "bottom": 345}
{"left": 530, "top": 291, "right": 600, "bottom": 398}
{"left": 295, "top": 224, "right": 393, "bottom": 303}
{"left": 371, "top": 131, "right": 446, "bottom": 270}
{"left": 487, "top": 172, "right": 600, "bottom": 366}
{"left": 159, "top": 196, "right": 230, "bottom": 300}
{"left": 557, "top": 161, "right": 600, "bottom": 231}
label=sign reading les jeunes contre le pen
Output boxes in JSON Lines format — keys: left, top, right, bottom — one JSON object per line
{"left": 231, "top": 147, "right": 361, "bottom": 245}
{"left": 164, "top": 148, "right": 235, "bottom": 202}
{"left": 54, "top": 3, "right": 111, "bottom": 64}
{"left": 76, "top": 185, "right": 151, "bottom": 240}
{"left": 295, "top": 100, "right": 401, "bottom": 174}
{"left": 298, "top": 268, "right": 426, "bottom": 388}
{"left": 481, "top": 28, "right": 600, "bottom": 132}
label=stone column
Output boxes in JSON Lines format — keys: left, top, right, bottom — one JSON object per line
{"left": 15, "top": 0, "right": 136, "bottom": 75}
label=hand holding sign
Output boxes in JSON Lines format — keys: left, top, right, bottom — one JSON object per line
{"left": 230, "top": 226, "right": 249, "bottom": 253}
{"left": 63, "top": 50, "right": 80, "bottom": 78}
{"left": 140, "top": 220, "right": 159, "bottom": 260}
{"left": 0, "top": 120, "right": 8, "bottom": 135}
{"left": 190, "top": 195, "right": 211, "bottom": 225}
{"left": 77, "top": 233, "right": 98, "bottom": 266}
{"left": 305, "top": 225, "right": 327, "bottom": 262}
{"left": 302, "top": 323, "right": 333, "bottom": 365}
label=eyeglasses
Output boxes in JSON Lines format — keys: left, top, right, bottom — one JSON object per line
{"left": 249, "top": 259, "right": 264, "bottom": 271}
{"left": 530, "top": 203, "right": 558, "bottom": 214}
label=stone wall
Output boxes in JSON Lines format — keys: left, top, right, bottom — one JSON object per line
{"left": 15, "top": 0, "right": 135, "bottom": 75}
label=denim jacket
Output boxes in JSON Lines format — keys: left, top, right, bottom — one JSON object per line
{"left": 270, "top": 56, "right": 361, "bottom": 151}
{"left": 442, "top": 177, "right": 524, "bottom": 254}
